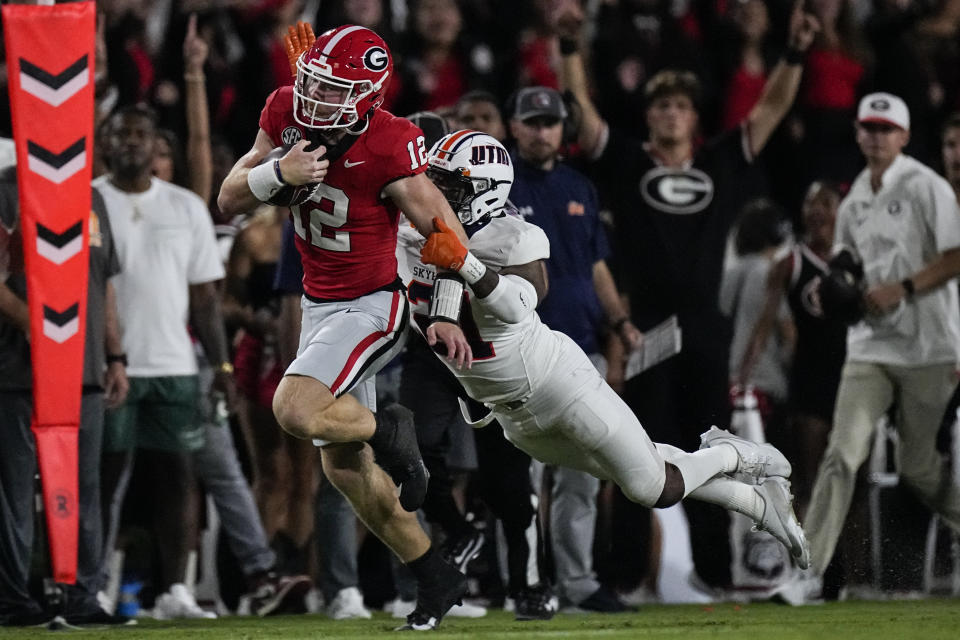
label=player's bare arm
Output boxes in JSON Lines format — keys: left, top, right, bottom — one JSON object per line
{"left": 383, "top": 172, "right": 469, "bottom": 245}
{"left": 745, "top": 0, "right": 820, "bottom": 156}
{"left": 217, "top": 128, "right": 328, "bottom": 216}
{"left": 386, "top": 173, "right": 472, "bottom": 365}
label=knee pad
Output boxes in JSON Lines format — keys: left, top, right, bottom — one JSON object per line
{"left": 618, "top": 465, "right": 665, "bottom": 507}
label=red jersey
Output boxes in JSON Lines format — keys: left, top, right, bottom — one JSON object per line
{"left": 259, "top": 86, "right": 428, "bottom": 300}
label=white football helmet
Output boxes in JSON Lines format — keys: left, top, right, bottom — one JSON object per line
{"left": 427, "top": 130, "right": 513, "bottom": 226}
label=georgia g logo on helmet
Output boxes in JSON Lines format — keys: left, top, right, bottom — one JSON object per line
{"left": 363, "top": 46, "right": 389, "bottom": 72}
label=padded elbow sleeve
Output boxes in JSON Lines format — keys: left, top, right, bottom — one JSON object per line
{"left": 474, "top": 274, "right": 537, "bottom": 324}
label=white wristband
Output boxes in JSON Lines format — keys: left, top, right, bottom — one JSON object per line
{"left": 458, "top": 251, "right": 487, "bottom": 284}
{"left": 429, "top": 274, "right": 464, "bottom": 323}
{"left": 247, "top": 161, "right": 285, "bottom": 202}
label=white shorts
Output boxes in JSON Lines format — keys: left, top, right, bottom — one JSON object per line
{"left": 286, "top": 287, "right": 409, "bottom": 413}
{"left": 492, "top": 333, "right": 666, "bottom": 506}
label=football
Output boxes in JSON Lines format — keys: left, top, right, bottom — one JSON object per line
{"left": 819, "top": 249, "right": 865, "bottom": 325}
{"left": 257, "top": 145, "right": 319, "bottom": 207}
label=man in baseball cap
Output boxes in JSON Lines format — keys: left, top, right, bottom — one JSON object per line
{"left": 512, "top": 86, "right": 568, "bottom": 123}
{"left": 509, "top": 87, "right": 569, "bottom": 170}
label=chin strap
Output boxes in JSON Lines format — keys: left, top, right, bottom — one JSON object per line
{"left": 304, "top": 126, "right": 361, "bottom": 164}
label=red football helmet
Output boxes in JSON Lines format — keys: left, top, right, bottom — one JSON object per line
{"left": 293, "top": 25, "right": 393, "bottom": 130}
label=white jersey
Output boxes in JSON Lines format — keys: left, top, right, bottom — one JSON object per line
{"left": 397, "top": 212, "right": 562, "bottom": 405}
{"left": 399, "top": 212, "right": 667, "bottom": 507}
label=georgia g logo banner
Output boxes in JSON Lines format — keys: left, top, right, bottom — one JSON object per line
{"left": 2, "top": 0, "right": 95, "bottom": 585}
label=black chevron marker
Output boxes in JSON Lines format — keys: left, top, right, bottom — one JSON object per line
{"left": 36, "top": 221, "right": 83, "bottom": 248}
{"left": 19, "top": 56, "right": 88, "bottom": 90}
{"left": 27, "top": 139, "right": 85, "bottom": 168}
{"left": 43, "top": 303, "right": 79, "bottom": 326}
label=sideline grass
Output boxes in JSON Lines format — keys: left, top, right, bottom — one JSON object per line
{"left": 5, "top": 599, "right": 959, "bottom": 639}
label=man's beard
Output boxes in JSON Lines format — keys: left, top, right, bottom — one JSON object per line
{"left": 112, "top": 158, "right": 150, "bottom": 181}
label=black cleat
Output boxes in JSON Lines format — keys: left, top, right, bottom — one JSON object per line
{"left": 247, "top": 572, "right": 312, "bottom": 617}
{"left": 440, "top": 529, "right": 485, "bottom": 574}
{"left": 1, "top": 608, "right": 52, "bottom": 627}
{"left": 394, "top": 558, "right": 467, "bottom": 631}
{"left": 513, "top": 586, "right": 557, "bottom": 621}
{"left": 575, "top": 585, "right": 635, "bottom": 613}
{"left": 395, "top": 608, "right": 440, "bottom": 631}
{"left": 370, "top": 404, "right": 430, "bottom": 512}
{"left": 63, "top": 608, "right": 136, "bottom": 626}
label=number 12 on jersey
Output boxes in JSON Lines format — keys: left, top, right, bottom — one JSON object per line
{"left": 292, "top": 182, "right": 351, "bottom": 252}
{"left": 407, "top": 135, "right": 427, "bottom": 170}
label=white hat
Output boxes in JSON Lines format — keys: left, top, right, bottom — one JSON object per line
{"left": 857, "top": 92, "right": 909, "bottom": 131}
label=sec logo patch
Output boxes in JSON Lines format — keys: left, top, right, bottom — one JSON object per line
{"left": 281, "top": 126, "right": 302, "bottom": 145}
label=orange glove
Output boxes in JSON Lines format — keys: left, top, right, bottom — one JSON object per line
{"left": 420, "top": 217, "right": 468, "bottom": 270}
{"left": 283, "top": 21, "right": 316, "bottom": 78}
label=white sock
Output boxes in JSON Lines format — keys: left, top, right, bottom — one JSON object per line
{"left": 687, "top": 475, "right": 764, "bottom": 520}
{"left": 655, "top": 443, "right": 740, "bottom": 498}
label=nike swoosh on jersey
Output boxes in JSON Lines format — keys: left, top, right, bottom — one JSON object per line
{"left": 343, "top": 159, "right": 365, "bottom": 168}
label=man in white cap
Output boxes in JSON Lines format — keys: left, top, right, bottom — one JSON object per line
{"left": 778, "top": 92, "right": 960, "bottom": 603}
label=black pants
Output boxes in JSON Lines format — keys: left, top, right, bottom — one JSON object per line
{"left": 398, "top": 343, "right": 476, "bottom": 540}
{"left": 618, "top": 347, "right": 733, "bottom": 588}
{"left": 472, "top": 420, "right": 543, "bottom": 594}
{"left": 399, "top": 341, "right": 543, "bottom": 594}
{"left": 0, "top": 391, "right": 105, "bottom": 617}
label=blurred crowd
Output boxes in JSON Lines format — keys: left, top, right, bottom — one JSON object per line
{"left": 3, "top": 0, "right": 960, "bottom": 626}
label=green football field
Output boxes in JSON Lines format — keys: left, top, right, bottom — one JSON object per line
{"left": 5, "top": 600, "right": 960, "bottom": 639}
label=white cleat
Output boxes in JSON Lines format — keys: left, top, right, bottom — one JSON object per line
{"left": 700, "top": 426, "right": 792, "bottom": 480}
{"left": 385, "top": 597, "right": 416, "bottom": 619}
{"left": 771, "top": 570, "right": 823, "bottom": 606}
{"left": 326, "top": 587, "right": 372, "bottom": 620}
{"left": 446, "top": 601, "right": 487, "bottom": 618}
{"left": 752, "top": 478, "right": 810, "bottom": 570}
{"left": 152, "top": 583, "right": 217, "bottom": 620}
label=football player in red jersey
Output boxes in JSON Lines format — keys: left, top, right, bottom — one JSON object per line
{"left": 218, "top": 25, "right": 472, "bottom": 630}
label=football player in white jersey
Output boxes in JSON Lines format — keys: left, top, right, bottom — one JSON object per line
{"left": 397, "top": 130, "right": 811, "bottom": 569}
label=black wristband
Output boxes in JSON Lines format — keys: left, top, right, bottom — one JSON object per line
{"left": 901, "top": 278, "right": 915, "bottom": 299}
{"left": 106, "top": 353, "right": 127, "bottom": 366}
{"left": 783, "top": 47, "right": 804, "bottom": 66}
{"left": 559, "top": 37, "right": 579, "bottom": 55}
{"left": 272, "top": 159, "right": 287, "bottom": 185}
